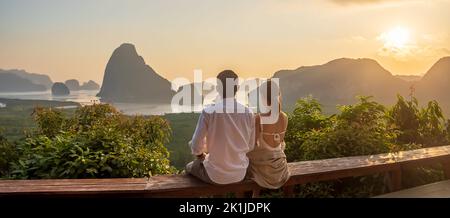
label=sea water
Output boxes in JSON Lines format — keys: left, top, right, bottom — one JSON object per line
{"left": 0, "top": 89, "right": 253, "bottom": 115}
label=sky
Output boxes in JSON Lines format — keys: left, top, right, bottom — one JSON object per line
{"left": 1, "top": 0, "right": 450, "bottom": 84}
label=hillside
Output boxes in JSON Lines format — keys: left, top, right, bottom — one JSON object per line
{"left": 415, "top": 56, "right": 450, "bottom": 112}
{"left": 273, "top": 58, "right": 410, "bottom": 111}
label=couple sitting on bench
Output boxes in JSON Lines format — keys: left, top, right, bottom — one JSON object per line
{"left": 185, "top": 70, "right": 290, "bottom": 189}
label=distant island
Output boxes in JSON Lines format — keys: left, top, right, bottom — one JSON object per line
{"left": 51, "top": 82, "right": 70, "bottom": 96}
{"left": 0, "top": 69, "right": 99, "bottom": 93}
{"left": 0, "top": 69, "right": 53, "bottom": 92}
{"left": 65, "top": 79, "right": 100, "bottom": 91}
{"left": 97, "top": 43, "right": 175, "bottom": 103}
{"left": 80, "top": 80, "right": 100, "bottom": 90}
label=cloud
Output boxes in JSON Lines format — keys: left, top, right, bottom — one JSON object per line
{"left": 330, "top": 0, "right": 401, "bottom": 5}
{"left": 377, "top": 41, "right": 450, "bottom": 61}
{"left": 351, "top": 36, "right": 367, "bottom": 41}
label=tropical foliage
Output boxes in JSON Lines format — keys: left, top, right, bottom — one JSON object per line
{"left": 1, "top": 104, "right": 174, "bottom": 179}
{"left": 284, "top": 95, "right": 449, "bottom": 197}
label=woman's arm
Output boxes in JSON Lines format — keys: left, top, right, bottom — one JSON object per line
{"left": 254, "top": 114, "right": 260, "bottom": 147}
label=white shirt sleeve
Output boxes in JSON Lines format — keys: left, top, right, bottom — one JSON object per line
{"left": 189, "top": 110, "right": 208, "bottom": 155}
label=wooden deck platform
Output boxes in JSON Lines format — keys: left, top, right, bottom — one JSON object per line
{"left": 375, "top": 180, "right": 450, "bottom": 198}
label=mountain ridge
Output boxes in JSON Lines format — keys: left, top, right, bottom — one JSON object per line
{"left": 272, "top": 57, "right": 410, "bottom": 110}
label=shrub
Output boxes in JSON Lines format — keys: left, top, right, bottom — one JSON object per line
{"left": 303, "top": 96, "right": 395, "bottom": 159}
{"left": 0, "top": 129, "right": 18, "bottom": 177}
{"left": 10, "top": 104, "right": 175, "bottom": 179}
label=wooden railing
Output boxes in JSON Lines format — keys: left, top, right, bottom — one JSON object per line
{"left": 1, "top": 145, "right": 450, "bottom": 198}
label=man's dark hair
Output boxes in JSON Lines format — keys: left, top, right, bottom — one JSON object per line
{"left": 217, "top": 70, "right": 238, "bottom": 98}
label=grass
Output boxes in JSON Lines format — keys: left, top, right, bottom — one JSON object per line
{"left": 163, "top": 113, "right": 199, "bottom": 169}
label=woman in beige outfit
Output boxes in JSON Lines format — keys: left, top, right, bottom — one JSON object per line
{"left": 247, "top": 80, "right": 290, "bottom": 190}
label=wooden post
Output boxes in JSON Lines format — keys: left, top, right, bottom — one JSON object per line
{"left": 235, "top": 191, "right": 246, "bottom": 198}
{"left": 283, "top": 185, "right": 294, "bottom": 197}
{"left": 442, "top": 160, "right": 450, "bottom": 179}
{"left": 252, "top": 188, "right": 261, "bottom": 198}
{"left": 386, "top": 168, "right": 402, "bottom": 192}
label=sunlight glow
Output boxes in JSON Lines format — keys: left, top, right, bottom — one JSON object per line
{"left": 379, "top": 27, "right": 411, "bottom": 49}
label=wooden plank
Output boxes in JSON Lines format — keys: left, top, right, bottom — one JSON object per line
{"left": 375, "top": 180, "right": 450, "bottom": 198}
{"left": 144, "top": 176, "right": 260, "bottom": 197}
{"left": 0, "top": 178, "right": 147, "bottom": 187}
{"left": 0, "top": 178, "right": 149, "bottom": 197}
{"left": 0, "top": 183, "right": 147, "bottom": 194}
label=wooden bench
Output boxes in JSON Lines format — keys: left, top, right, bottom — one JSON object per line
{"left": 1, "top": 145, "right": 450, "bottom": 198}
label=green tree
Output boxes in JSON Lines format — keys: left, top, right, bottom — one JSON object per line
{"left": 387, "top": 95, "right": 421, "bottom": 145}
{"left": 418, "top": 100, "right": 448, "bottom": 146}
{"left": 284, "top": 96, "right": 332, "bottom": 162}
{"left": 387, "top": 95, "right": 448, "bottom": 147}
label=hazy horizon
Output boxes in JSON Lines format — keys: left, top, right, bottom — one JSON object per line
{"left": 1, "top": 0, "right": 450, "bottom": 83}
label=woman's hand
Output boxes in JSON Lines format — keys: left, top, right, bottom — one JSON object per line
{"left": 196, "top": 153, "right": 206, "bottom": 160}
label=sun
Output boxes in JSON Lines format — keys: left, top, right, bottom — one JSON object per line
{"left": 379, "top": 27, "right": 411, "bottom": 49}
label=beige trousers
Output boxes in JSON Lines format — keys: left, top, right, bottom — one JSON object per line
{"left": 185, "top": 158, "right": 217, "bottom": 184}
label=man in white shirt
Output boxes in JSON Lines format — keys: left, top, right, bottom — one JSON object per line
{"left": 185, "top": 70, "right": 256, "bottom": 184}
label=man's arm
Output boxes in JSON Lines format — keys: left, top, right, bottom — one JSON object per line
{"left": 189, "top": 110, "right": 208, "bottom": 156}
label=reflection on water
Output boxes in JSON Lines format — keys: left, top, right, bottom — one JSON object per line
{"left": 0, "top": 90, "right": 100, "bottom": 105}
{"left": 0, "top": 90, "right": 173, "bottom": 115}
{"left": 110, "top": 102, "right": 174, "bottom": 115}
{"left": 0, "top": 90, "right": 254, "bottom": 115}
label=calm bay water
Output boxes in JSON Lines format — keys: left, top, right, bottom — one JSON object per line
{"left": 0, "top": 90, "right": 174, "bottom": 115}
{"left": 0, "top": 90, "right": 254, "bottom": 115}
